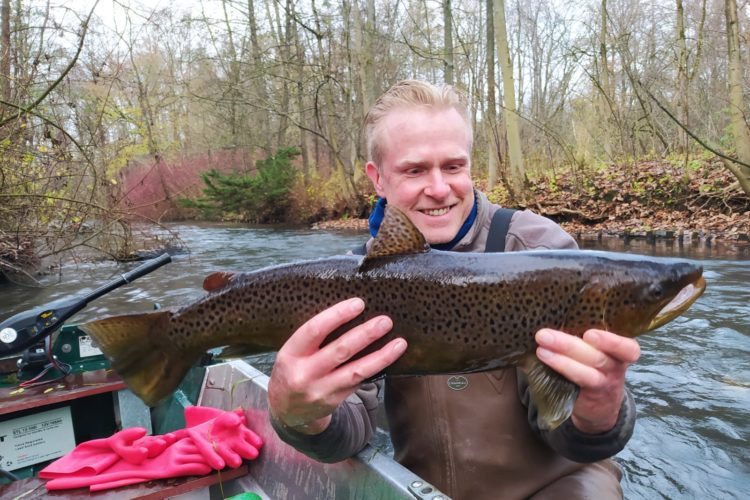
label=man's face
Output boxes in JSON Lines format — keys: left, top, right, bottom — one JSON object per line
{"left": 366, "top": 106, "right": 475, "bottom": 244}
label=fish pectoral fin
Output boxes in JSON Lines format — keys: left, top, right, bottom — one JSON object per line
{"left": 522, "top": 353, "right": 580, "bottom": 431}
{"left": 360, "top": 206, "right": 429, "bottom": 272}
{"left": 203, "top": 272, "right": 237, "bottom": 292}
{"left": 561, "top": 279, "right": 610, "bottom": 335}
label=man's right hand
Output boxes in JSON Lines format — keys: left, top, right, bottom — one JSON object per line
{"left": 267, "top": 297, "right": 407, "bottom": 435}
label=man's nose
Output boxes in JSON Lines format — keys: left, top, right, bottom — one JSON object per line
{"left": 424, "top": 170, "right": 450, "bottom": 198}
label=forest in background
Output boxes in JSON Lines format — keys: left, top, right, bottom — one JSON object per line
{"left": 0, "top": 0, "right": 749, "bottom": 278}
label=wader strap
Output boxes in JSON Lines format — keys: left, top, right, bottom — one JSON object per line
{"left": 485, "top": 208, "right": 517, "bottom": 253}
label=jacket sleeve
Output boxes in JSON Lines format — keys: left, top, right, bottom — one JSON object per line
{"left": 517, "top": 370, "right": 636, "bottom": 462}
{"left": 269, "top": 381, "right": 381, "bottom": 463}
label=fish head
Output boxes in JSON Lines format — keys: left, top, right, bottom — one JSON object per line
{"left": 599, "top": 258, "right": 705, "bottom": 338}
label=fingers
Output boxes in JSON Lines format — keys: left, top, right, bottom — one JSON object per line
{"left": 113, "top": 427, "right": 147, "bottom": 443}
{"left": 283, "top": 298, "right": 365, "bottom": 356}
{"left": 535, "top": 328, "right": 640, "bottom": 389}
{"left": 213, "top": 411, "right": 242, "bottom": 429}
{"left": 214, "top": 441, "right": 242, "bottom": 468}
{"left": 536, "top": 329, "right": 615, "bottom": 380}
{"left": 319, "top": 315, "right": 393, "bottom": 367}
{"left": 241, "top": 427, "right": 264, "bottom": 450}
{"left": 269, "top": 298, "right": 406, "bottom": 433}
{"left": 535, "top": 328, "right": 638, "bottom": 433}
{"left": 536, "top": 345, "right": 608, "bottom": 388}
{"left": 583, "top": 329, "right": 641, "bottom": 364}
{"left": 325, "top": 337, "right": 407, "bottom": 390}
{"left": 186, "top": 428, "right": 225, "bottom": 469}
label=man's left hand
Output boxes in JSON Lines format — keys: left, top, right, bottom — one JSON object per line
{"left": 534, "top": 328, "right": 641, "bottom": 434}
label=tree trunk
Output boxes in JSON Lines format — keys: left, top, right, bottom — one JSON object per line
{"left": 724, "top": 0, "right": 750, "bottom": 195}
{"left": 248, "top": 0, "right": 271, "bottom": 152}
{"left": 485, "top": 0, "right": 498, "bottom": 190}
{"left": 493, "top": 0, "right": 524, "bottom": 200}
{"left": 291, "top": 3, "right": 310, "bottom": 184}
{"left": 443, "top": 0, "right": 453, "bottom": 85}
{"left": 1, "top": 0, "right": 10, "bottom": 113}
{"left": 676, "top": 0, "right": 689, "bottom": 155}
{"left": 364, "top": 0, "right": 377, "bottom": 109}
{"left": 597, "top": 0, "right": 614, "bottom": 158}
{"left": 275, "top": 0, "right": 292, "bottom": 147}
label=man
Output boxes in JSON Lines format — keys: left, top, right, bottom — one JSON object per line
{"left": 268, "top": 80, "right": 640, "bottom": 499}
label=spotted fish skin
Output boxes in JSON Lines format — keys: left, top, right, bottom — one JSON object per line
{"left": 175, "top": 250, "right": 701, "bottom": 374}
{"left": 80, "top": 207, "right": 705, "bottom": 422}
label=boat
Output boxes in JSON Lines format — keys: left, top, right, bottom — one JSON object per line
{"left": 0, "top": 256, "right": 449, "bottom": 499}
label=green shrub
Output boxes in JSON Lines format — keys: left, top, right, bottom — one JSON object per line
{"left": 179, "top": 147, "right": 299, "bottom": 223}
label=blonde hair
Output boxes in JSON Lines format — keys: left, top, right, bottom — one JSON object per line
{"left": 364, "top": 80, "right": 472, "bottom": 167}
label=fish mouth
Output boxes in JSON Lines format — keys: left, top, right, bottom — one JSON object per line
{"left": 647, "top": 276, "right": 706, "bottom": 331}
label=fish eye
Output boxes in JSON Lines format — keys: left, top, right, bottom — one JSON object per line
{"left": 648, "top": 284, "right": 664, "bottom": 301}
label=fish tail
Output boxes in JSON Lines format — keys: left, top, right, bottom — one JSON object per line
{"left": 79, "top": 311, "right": 198, "bottom": 407}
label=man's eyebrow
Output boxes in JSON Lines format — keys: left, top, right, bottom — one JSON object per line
{"left": 395, "top": 159, "right": 427, "bottom": 168}
{"left": 443, "top": 155, "right": 469, "bottom": 164}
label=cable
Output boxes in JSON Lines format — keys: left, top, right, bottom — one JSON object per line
{"left": 0, "top": 468, "right": 20, "bottom": 482}
{"left": 16, "top": 336, "right": 71, "bottom": 389}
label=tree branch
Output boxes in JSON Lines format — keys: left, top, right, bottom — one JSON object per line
{"left": 636, "top": 79, "right": 750, "bottom": 171}
{"left": 0, "top": 0, "right": 99, "bottom": 128}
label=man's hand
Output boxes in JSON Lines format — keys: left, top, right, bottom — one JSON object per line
{"left": 534, "top": 328, "right": 640, "bottom": 434}
{"left": 268, "top": 298, "right": 407, "bottom": 435}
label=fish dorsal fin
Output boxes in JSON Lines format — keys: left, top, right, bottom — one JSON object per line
{"left": 203, "top": 271, "right": 236, "bottom": 292}
{"left": 360, "top": 206, "right": 429, "bottom": 272}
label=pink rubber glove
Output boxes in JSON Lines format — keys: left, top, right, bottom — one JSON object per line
{"left": 174, "top": 407, "right": 263, "bottom": 469}
{"left": 44, "top": 437, "right": 212, "bottom": 491}
{"left": 130, "top": 432, "right": 178, "bottom": 460}
{"left": 40, "top": 427, "right": 161, "bottom": 478}
{"left": 184, "top": 405, "right": 226, "bottom": 427}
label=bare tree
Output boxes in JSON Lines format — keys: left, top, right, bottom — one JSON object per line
{"left": 723, "top": 0, "right": 750, "bottom": 195}
{"left": 443, "top": 0, "right": 454, "bottom": 84}
{"left": 493, "top": 0, "right": 524, "bottom": 199}
{"left": 485, "top": 0, "right": 498, "bottom": 190}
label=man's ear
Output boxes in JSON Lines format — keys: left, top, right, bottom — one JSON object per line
{"left": 366, "top": 161, "right": 386, "bottom": 197}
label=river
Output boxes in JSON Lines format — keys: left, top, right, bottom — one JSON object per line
{"left": 0, "top": 223, "right": 748, "bottom": 499}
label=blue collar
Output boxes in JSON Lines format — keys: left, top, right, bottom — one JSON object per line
{"left": 367, "top": 195, "right": 478, "bottom": 251}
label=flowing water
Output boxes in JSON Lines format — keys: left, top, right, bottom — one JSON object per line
{"left": 0, "top": 224, "right": 747, "bottom": 499}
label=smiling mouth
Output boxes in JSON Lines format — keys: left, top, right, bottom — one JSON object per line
{"left": 420, "top": 205, "right": 454, "bottom": 216}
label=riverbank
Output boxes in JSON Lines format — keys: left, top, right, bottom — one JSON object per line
{"left": 314, "top": 158, "right": 750, "bottom": 245}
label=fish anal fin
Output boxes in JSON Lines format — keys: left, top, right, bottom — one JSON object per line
{"left": 522, "top": 353, "right": 580, "bottom": 431}
{"left": 203, "top": 272, "right": 236, "bottom": 292}
{"left": 215, "top": 344, "right": 260, "bottom": 359}
{"left": 360, "top": 206, "right": 429, "bottom": 273}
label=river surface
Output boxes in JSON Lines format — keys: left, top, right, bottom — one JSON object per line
{"left": 0, "top": 224, "right": 748, "bottom": 499}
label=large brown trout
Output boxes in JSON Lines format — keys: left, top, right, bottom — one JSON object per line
{"left": 81, "top": 207, "right": 705, "bottom": 429}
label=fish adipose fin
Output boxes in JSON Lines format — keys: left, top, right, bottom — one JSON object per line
{"left": 522, "top": 353, "right": 580, "bottom": 431}
{"left": 360, "top": 206, "right": 430, "bottom": 273}
{"left": 203, "top": 271, "right": 236, "bottom": 292}
{"left": 79, "top": 311, "right": 199, "bottom": 407}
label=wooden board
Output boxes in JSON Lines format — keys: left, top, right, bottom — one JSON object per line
{"left": 0, "top": 369, "right": 125, "bottom": 416}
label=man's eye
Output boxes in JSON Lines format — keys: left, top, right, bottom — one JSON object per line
{"left": 406, "top": 168, "right": 422, "bottom": 175}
